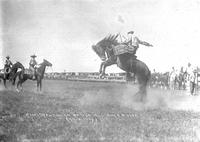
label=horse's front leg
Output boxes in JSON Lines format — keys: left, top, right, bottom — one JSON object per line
{"left": 100, "top": 62, "right": 110, "bottom": 78}
{"left": 101, "top": 62, "right": 107, "bottom": 76}
{"left": 100, "top": 60, "right": 116, "bottom": 78}
{"left": 37, "top": 81, "right": 39, "bottom": 92}
{"left": 99, "top": 62, "right": 106, "bottom": 78}
{"left": 99, "top": 62, "right": 104, "bottom": 74}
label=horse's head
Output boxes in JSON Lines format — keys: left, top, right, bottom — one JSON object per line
{"left": 92, "top": 44, "right": 106, "bottom": 61}
{"left": 42, "top": 59, "right": 52, "bottom": 67}
{"left": 12, "top": 61, "right": 25, "bottom": 71}
{"left": 92, "top": 34, "right": 119, "bottom": 61}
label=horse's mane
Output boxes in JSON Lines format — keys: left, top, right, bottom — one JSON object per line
{"left": 92, "top": 34, "right": 119, "bottom": 59}
{"left": 97, "top": 34, "right": 119, "bottom": 47}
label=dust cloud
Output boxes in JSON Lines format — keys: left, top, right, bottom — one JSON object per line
{"left": 79, "top": 89, "right": 118, "bottom": 106}
{"left": 79, "top": 84, "right": 200, "bottom": 112}
{"left": 121, "top": 85, "right": 200, "bottom": 112}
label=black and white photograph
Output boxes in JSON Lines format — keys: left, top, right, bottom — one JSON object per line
{"left": 0, "top": 0, "right": 200, "bottom": 141}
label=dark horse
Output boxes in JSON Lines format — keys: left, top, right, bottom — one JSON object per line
{"left": 0, "top": 62, "right": 24, "bottom": 88}
{"left": 13, "top": 59, "right": 52, "bottom": 92}
{"left": 92, "top": 35, "right": 151, "bottom": 101}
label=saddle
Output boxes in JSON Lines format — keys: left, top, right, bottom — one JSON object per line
{"left": 113, "top": 44, "right": 137, "bottom": 56}
{"left": 27, "top": 67, "right": 41, "bottom": 77}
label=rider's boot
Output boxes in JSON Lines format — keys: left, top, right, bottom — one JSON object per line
{"left": 32, "top": 70, "right": 36, "bottom": 79}
{"left": 32, "top": 72, "right": 35, "bottom": 79}
{"left": 32, "top": 74, "right": 36, "bottom": 80}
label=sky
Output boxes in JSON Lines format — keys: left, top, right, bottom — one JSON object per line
{"left": 0, "top": 0, "right": 200, "bottom": 73}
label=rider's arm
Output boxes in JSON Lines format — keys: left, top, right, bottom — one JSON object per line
{"left": 137, "top": 37, "right": 153, "bottom": 47}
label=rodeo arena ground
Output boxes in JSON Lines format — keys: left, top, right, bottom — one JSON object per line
{"left": 1, "top": 37, "right": 200, "bottom": 142}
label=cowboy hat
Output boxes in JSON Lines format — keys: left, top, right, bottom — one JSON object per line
{"left": 31, "top": 54, "right": 37, "bottom": 58}
{"left": 6, "top": 56, "right": 10, "bottom": 59}
{"left": 127, "top": 31, "right": 134, "bottom": 34}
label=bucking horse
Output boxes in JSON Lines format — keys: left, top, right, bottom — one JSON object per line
{"left": 92, "top": 34, "right": 151, "bottom": 101}
{"left": 12, "top": 59, "right": 52, "bottom": 92}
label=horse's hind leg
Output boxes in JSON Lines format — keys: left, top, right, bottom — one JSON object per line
{"left": 3, "top": 79, "right": 7, "bottom": 88}
{"left": 126, "top": 72, "right": 131, "bottom": 83}
{"left": 139, "top": 83, "right": 147, "bottom": 102}
{"left": 136, "top": 75, "right": 148, "bottom": 102}
{"left": 40, "top": 81, "right": 42, "bottom": 91}
{"left": 37, "top": 81, "right": 40, "bottom": 92}
{"left": 16, "top": 80, "right": 23, "bottom": 92}
{"left": 16, "top": 81, "right": 20, "bottom": 92}
{"left": 20, "top": 83, "right": 24, "bottom": 92}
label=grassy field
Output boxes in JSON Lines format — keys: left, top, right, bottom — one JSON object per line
{"left": 0, "top": 80, "right": 200, "bottom": 142}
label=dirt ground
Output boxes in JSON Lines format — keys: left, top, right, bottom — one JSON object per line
{"left": 0, "top": 80, "right": 200, "bottom": 142}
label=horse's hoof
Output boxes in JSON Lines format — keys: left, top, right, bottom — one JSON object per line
{"left": 99, "top": 74, "right": 103, "bottom": 79}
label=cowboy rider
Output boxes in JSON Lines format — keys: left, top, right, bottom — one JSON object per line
{"left": 4, "top": 56, "right": 13, "bottom": 74}
{"left": 29, "top": 54, "right": 37, "bottom": 79}
{"left": 123, "top": 31, "right": 153, "bottom": 56}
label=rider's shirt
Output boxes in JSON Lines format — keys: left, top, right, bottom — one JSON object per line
{"left": 29, "top": 59, "right": 37, "bottom": 68}
{"left": 5, "top": 59, "right": 12, "bottom": 68}
{"left": 131, "top": 36, "right": 139, "bottom": 47}
{"left": 126, "top": 35, "right": 132, "bottom": 45}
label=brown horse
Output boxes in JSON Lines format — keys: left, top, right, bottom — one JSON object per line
{"left": 92, "top": 35, "right": 151, "bottom": 101}
{"left": 0, "top": 62, "right": 24, "bottom": 88}
{"left": 13, "top": 59, "right": 52, "bottom": 92}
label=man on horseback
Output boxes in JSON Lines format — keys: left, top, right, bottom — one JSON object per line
{"left": 92, "top": 33, "right": 152, "bottom": 101}
{"left": 118, "top": 31, "right": 153, "bottom": 81}
{"left": 122, "top": 31, "right": 153, "bottom": 58}
{"left": 29, "top": 54, "right": 37, "bottom": 79}
{"left": 4, "top": 56, "right": 13, "bottom": 78}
